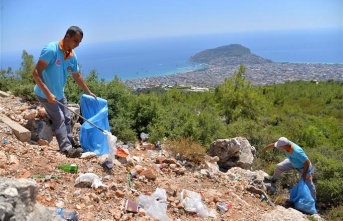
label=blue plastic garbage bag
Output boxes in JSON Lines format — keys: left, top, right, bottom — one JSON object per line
{"left": 289, "top": 178, "right": 317, "bottom": 214}
{"left": 80, "top": 94, "right": 110, "bottom": 155}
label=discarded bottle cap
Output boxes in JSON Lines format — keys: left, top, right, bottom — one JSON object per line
{"left": 130, "top": 169, "right": 137, "bottom": 177}
{"left": 104, "top": 159, "right": 114, "bottom": 169}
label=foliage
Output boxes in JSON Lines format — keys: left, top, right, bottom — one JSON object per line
{"left": 325, "top": 205, "right": 343, "bottom": 221}
{"left": 0, "top": 67, "right": 16, "bottom": 92}
{"left": 139, "top": 88, "right": 227, "bottom": 146}
{"left": 12, "top": 82, "right": 36, "bottom": 101}
{"left": 0, "top": 50, "right": 36, "bottom": 100}
{"left": 135, "top": 86, "right": 167, "bottom": 95}
{"left": 16, "top": 50, "right": 36, "bottom": 84}
{"left": 215, "top": 65, "right": 264, "bottom": 124}
{"left": 308, "top": 147, "right": 343, "bottom": 206}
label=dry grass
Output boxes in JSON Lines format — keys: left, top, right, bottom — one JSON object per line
{"left": 162, "top": 137, "right": 207, "bottom": 164}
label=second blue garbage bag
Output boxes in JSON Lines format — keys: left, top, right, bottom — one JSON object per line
{"left": 80, "top": 94, "right": 110, "bottom": 155}
{"left": 289, "top": 178, "right": 317, "bottom": 214}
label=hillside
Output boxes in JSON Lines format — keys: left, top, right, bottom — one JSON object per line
{"left": 0, "top": 92, "right": 325, "bottom": 221}
{"left": 189, "top": 44, "right": 273, "bottom": 65}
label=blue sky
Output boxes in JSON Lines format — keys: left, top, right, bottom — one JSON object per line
{"left": 0, "top": 0, "right": 342, "bottom": 53}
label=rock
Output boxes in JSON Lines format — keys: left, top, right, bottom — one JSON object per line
{"left": 0, "top": 114, "right": 31, "bottom": 142}
{"left": 207, "top": 137, "right": 255, "bottom": 170}
{"left": 140, "top": 168, "right": 157, "bottom": 180}
{"left": 0, "top": 177, "right": 60, "bottom": 221}
{"left": 259, "top": 205, "right": 309, "bottom": 221}
{"left": 22, "top": 109, "right": 37, "bottom": 120}
{"left": 0, "top": 91, "right": 11, "bottom": 97}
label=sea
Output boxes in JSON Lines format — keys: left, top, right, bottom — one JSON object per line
{"left": 1, "top": 28, "right": 342, "bottom": 81}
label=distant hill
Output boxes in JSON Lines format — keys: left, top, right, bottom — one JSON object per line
{"left": 189, "top": 44, "right": 273, "bottom": 65}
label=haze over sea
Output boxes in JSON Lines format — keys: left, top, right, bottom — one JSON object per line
{"left": 1, "top": 28, "right": 342, "bottom": 81}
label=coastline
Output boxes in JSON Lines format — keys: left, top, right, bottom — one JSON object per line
{"left": 123, "top": 62, "right": 343, "bottom": 89}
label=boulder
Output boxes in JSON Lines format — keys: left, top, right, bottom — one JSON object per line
{"left": 259, "top": 205, "right": 309, "bottom": 221}
{"left": 0, "top": 177, "right": 60, "bottom": 221}
{"left": 207, "top": 137, "right": 255, "bottom": 170}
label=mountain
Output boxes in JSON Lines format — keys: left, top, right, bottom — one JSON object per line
{"left": 189, "top": 44, "right": 273, "bottom": 65}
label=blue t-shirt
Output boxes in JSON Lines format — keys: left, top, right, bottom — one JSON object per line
{"left": 34, "top": 41, "right": 79, "bottom": 100}
{"left": 284, "top": 141, "right": 308, "bottom": 168}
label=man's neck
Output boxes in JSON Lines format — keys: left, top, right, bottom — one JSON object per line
{"left": 285, "top": 144, "right": 293, "bottom": 154}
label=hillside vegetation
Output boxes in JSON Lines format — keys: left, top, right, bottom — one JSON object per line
{"left": 1, "top": 50, "right": 343, "bottom": 220}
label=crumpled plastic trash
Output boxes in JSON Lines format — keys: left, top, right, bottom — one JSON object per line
{"left": 104, "top": 130, "right": 117, "bottom": 169}
{"left": 140, "top": 132, "right": 149, "bottom": 141}
{"left": 137, "top": 188, "right": 170, "bottom": 221}
{"left": 179, "top": 189, "right": 216, "bottom": 218}
{"left": 80, "top": 152, "right": 98, "bottom": 159}
{"left": 75, "top": 173, "right": 108, "bottom": 189}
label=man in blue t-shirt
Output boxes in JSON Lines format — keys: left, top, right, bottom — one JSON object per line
{"left": 262, "top": 137, "right": 316, "bottom": 200}
{"left": 32, "top": 26, "right": 96, "bottom": 158}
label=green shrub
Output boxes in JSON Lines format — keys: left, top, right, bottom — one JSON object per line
{"left": 12, "top": 83, "right": 36, "bottom": 101}
{"left": 310, "top": 150, "right": 343, "bottom": 206}
{"left": 116, "top": 128, "right": 137, "bottom": 143}
{"left": 316, "top": 179, "right": 343, "bottom": 206}
{"left": 325, "top": 205, "right": 343, "bottom": 221}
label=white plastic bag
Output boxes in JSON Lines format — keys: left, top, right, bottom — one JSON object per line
{"left": 75, "top": 173, "right": 108, "bottom": 189}
{"left": 137, "top": 188, "right": 170, "bottom": 221}
{"left": 152, "top": 188, "right": 167, "bottom": 203}
{"left": 104, "top": 130, "right": 117, "bottom": 168}
{"left": 179, "top": 189, "right": 216, "bottom": 218}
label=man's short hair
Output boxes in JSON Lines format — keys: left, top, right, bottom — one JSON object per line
{"left": 66, "top": 26, "right": 83, "bottom": 38}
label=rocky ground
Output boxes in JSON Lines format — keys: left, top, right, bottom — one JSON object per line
{"left": 0, "top": 93, "right": 324, "bottom": 221}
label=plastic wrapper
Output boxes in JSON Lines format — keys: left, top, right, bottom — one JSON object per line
{"left": 179, "top": 189, "right": 216, "bottom": 218}
{"left": 137, "top": 188, "right": 170, "bottom": 221}
{"left": 75, "top": 173, "right": 108, "bottom": 189}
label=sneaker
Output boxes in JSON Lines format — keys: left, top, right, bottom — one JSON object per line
{"left": 265, "top": 183, "right": 277, "bottom": 195}
{"left": 264, "top": 175, "right": 277, "bottom": 183}
{"left": 62, "top": 147, "right": 83, "bottom": 158}
{"left": 71, "top": 139, "right": 81, "bottom": 148}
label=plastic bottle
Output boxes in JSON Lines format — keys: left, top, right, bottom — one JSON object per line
{"left": 58, "top": 164, "right": 78, "bottom": 173}
{"left": 104, "top": 130, "right": 117, "bottom": 169}
{"left": 48, "top": 207, "right": 79, "bottom": 221}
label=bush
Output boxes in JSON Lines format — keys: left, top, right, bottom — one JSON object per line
{"left": 316, "top": 179, "right": 343, "bottom": 206}
{"left": 116, "top": 128, "right": 137, "bottom": 144}
{"left": 12, "top": 83, "right": 36, "bottom": 101}
{"left": 310, "top": 149, "right": 343, "bottom": 206}
{"left": 163, "top": 137, "right": 207, "bottom": 164}
{"left": 325, "top": 205, "right": 343, "bottom": 221}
